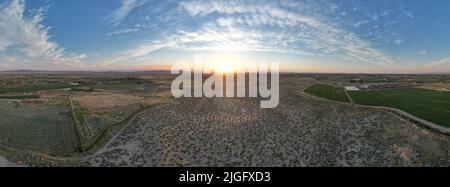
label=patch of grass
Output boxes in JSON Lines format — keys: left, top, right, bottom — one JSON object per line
{"left": 70, "top": 87, "right": 94, "bottom": 92}
{"left": 0, "top": 95, "right": 39, "bottom": 99}
{"left": 89, "top": 83, "right": 141, "bottom": 91}
{"left": 304, "top": 83, "right": 350, "bottom": 103}
{"left": 349, "top": 88, "right": 450, "bottom": 127}
{"left": 0, "top": 84, "right": 76, "bottom": 94}
{"left": 0, "top": 100, "right": 78, "bottom": 155}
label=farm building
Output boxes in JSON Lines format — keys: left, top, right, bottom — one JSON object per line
{"left": 345, "top": 86, "right": 360, "bottom": 91}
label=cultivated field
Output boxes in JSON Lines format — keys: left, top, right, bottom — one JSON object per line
{"left": 0, "top": 73, "right": 173, "bottom": 165}
{"left": 0, "top": 95, "right": 39, "bottom": 99}
{"left": 349, "top": 88, "right": 450, "bottom": 127}
{"left": 89, "top": 82, "right": 142, "bottom": 91}
{"left": 70, "top": 92, "right": 170, "bottom": 151}
{"left": 0, "top": 99, "right": 78, "bottom": 156}
{"left": 303, "top": 83, "right": 350, "bottom": 103}
{"left": 0, "top": 84, "right": 76, "bottom": 94}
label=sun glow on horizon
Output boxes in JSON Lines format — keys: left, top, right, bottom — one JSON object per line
{"left": 213, "top": 61, "right": 237, "bottom": 73}
{"left": 205, "top": 53, "right": 244, "bottom": 73}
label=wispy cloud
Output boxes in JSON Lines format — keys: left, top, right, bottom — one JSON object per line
{"left": 418, "top": 50, "right": 427, "bottom": 55}
{"left": 180, "top": 0, "right": 322, "bottom": 28}
{"left": 423, "top": 58, "right": 450, "bottom": 70}
{"left": 0, "top": 0, "right": 86, "bottom": 69}
{"left": 106, "top": 0, "right": 148, "bottom": 27}
{"left": 101, "top": 40, "right": 176, "bottom": 66}
{"left": 353, "top": 20, "right": 370, "bottom": 28}
{"left": 396, "top": 57, "right": 450, "bottom": 73}
{"left": 107, "top": 27, "right": 139, "bottom": 36}
{"left": 403, "top": 9, "right": 415, "bottom": 18}
{"left": 394, "top": 39, "right": 403, "bottom": 45}
{"left": 106, "top": 0, "right": 395, "bottom": 67}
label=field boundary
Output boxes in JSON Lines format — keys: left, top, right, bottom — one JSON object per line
{"left": 296, "top": 90, "right": 352, "bottom": 106}
{"left": 303, "top": 83, "right": 351, "bottom": 103}
{"left": 299, "top": 90, "right": 450, "bottom": 135}
{"left": 87, "top": 104, "right": 161, "bottom": 158}
{"left": 354, "top": 104, "right": 450, "bottom": 135}
{"left": 343, "top": 89, "right": 354, "bottom": 105}
{"left": 81, "top": 104, "right": 156, "bottom": 152}
{"left": 68, "top": 97, "right": 83, "bottom": 152}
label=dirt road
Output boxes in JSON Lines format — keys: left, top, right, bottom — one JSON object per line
{"left": 0, "top": 155, "right": 17, "bottom": 167}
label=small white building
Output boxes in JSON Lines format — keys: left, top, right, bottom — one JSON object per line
{"left": 345, "top": 86, "right": 360, "bottom": 91}
{"left": 359, "top": 85, "right": 370, "bottom": 90}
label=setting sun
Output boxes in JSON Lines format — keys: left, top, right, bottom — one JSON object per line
{"left": 214, "top": 61, "right": 236, "bottom": 73}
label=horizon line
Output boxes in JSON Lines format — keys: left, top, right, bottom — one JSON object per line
{"left": 0, "top": 69, "right": 449, "bottom": 75}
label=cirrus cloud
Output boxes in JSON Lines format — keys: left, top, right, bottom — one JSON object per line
{"left": 0, "top": 0, "right": 86, "bottom": 69}
{"left": 106, "top": 0, "right": 396, "bottom": 68}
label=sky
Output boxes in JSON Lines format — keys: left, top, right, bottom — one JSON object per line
{"left": 0, "top": 0, "right": 450, "bottom": 73}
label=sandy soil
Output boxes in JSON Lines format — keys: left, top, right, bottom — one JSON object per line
{"left": 3, "top": 76, "right": 448, "bottom": 167}
{"left": 88, "top": 95, "right": 450, "bottom": 167}
{"left": 0, "top": 155, "right": 17, "bottom": 167}
{"left": 71, "top": 93, "right": 165, "bottom": 108}
{"left": 418, "top": 82, "right": 450, "bottom": 91}
{"left": 85, "top": 77, "right": 449, "bottom": 167}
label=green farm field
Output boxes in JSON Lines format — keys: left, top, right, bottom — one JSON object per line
{"left": 0, "top": 84, "right": 76, "bottom": 94}
{"left": 0, "top": 95, "right": 39, "bottom": 99}
{"left": 0, "top": 100, "right": 79, "bottom": 156}
{"left": 89, "top": 83, "right": 141, "bottom": 91}
{"left": 348, "top": 88, "right": 450, "bottom": 127}
{"left": 304, "top": 83, "right": 350, "bottom": 103}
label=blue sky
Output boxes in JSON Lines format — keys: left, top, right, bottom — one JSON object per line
{"left": 0, "top": 0, "right": 450, "bottom": 73}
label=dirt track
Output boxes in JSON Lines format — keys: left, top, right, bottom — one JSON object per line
{"left": 0, "top": 155, "right": 17, "bottom": 167}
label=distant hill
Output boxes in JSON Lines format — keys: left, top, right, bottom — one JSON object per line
{"left": 0, "top": 69, "right": 171, "bottom": 75}
{"left": 0, "top": 69, "right": 448, "bottom": 75}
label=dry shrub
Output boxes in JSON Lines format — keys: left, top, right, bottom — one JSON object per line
{"left": 72, "top": 93, "right": 166, "bottom": 109}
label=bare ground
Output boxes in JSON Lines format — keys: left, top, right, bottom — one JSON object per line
{"left": 3, "top": 77, "right": 449, "bottom": 167}
{"left": 0, "top": 155, "right": 17, "bottom": 167}
{"left": 87, "top": 94, "right": 450, "bottom": 166}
